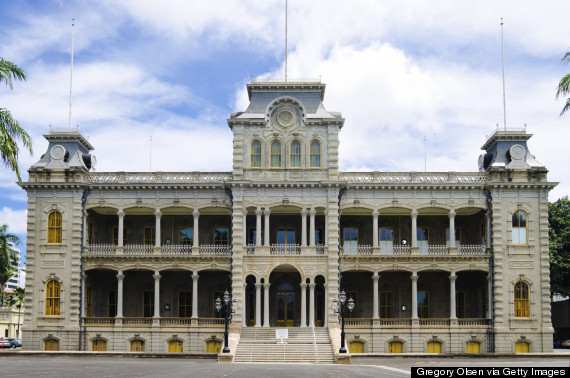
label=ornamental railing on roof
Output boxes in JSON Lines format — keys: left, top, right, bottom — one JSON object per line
{"left": 87, "top": 172, "right": 233, "bottom": 184}
{"left": 251, "top": 76, "right": 321, "bottom": 83}
{"left": 339, "top": 172, "right": 487, "bottom": 184}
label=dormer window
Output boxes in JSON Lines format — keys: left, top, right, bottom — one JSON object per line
{"left": 310, "top": 141, "right": 321, "bottom": 168}
{"left": 271, "top": 141, "right": 281, "bottom": 168}
{"left": 251, "top": 141, "right": 262, "bottom": 168}
{"left": 290, "top": 141, "right": 301, "bottom": 168}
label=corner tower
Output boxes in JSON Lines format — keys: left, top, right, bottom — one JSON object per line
{"left": 228, "top": 81, "right": 344, "bottom": 181}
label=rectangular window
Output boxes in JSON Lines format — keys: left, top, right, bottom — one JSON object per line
{"left": 143, "top": 291, "right": 154, "bottom": 318}
{"left": 418, "top": 291, "right": 429, "bottom": 318}
{"left": 380, "top": 291, "right": 394, "bottom": 318}
{"left": 144, "top": 227, "right": 155, "bottom": 246}
{"left": 379, "top": 228, "right": 394, "bottom": 254}
{"left": 446, "top": 228, "right": 461, "bottom": 247}
{"left": 248, "top": 228, "right": 261, "bottom": 245}
{"left": 214, "top": 228, "right": 229, "bottom": 245}
{"left": 178, "top": 291, "right": 192, "bottom": 318}
{"left": 456, "top": 291, "right": 465, "bottom": 318}
{"left": 343, "top": 227, "right": 358, "bottom": 255}
{"left": 179, "top": 227, "right": 193, "bottom": 245}
{"left": 346, "top": 291, "right": 358, "bottom": 318}
{"left": 417, "top": 228, "right": 429, "bottom": 255}
{"left": 290, "top": 141, "right": 301, "bottom": 168}
{"left": 113, "top": 227, "right": 127, "bottom": 245}
{"left": 315, "top": 228, "right": 323, "bottom": 245}
{"left": 108, "top": 291, "right": 117, "bottom": 317}
{"left": 277, "top": 229, "right": 295, "bottom": 253}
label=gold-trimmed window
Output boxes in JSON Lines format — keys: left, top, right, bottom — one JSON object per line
{"left": 206, "top": 340, "right": 221, "bottom": 353}
{"left": 343, "top": 227, "right": 358, "bottom": 255}
{"left": 388, "top": 341, "right": 403, "bottom": 353}
{"left": 512, "top": 211, "right": 527, "bottom": 244}
{"left": 270, "top": 141, "right": 281, "bottom": 168}
{"left": 417, "top": 227, "right": 429, "bottom": 254}
{"left": 179, "top": 227, "right": 193, "bottom": 245}
{"left": 178, "top": 291, "right": 192, "bottom": 317}
{"left": 250, "top": 141, "right": 262, "bottom": 168}
{"left": 44, "top": 339, "right": 59, "bottom": 351}
{"left": 214, "top": 228, "right": 229, "bottom": 245}
{"left": 144, "top": 227, "right": 155, "bottom": 246}
{"left": 427, "top": 341, "right": 442, "bottom": 353}
{"left": 514, "top": 281, "right": 529, "bottom": 318}
{"left": 45, "top": 279, "right": 61, "bottom": 316}
{"left": 168, "top": 340, "right": 183, "bottom": 352}
{"left": 380, "top": 291, "right": 394, "bottom": 318}
{"left": 466, "top": 341, "right": 480, "bottom": 354}
{"left": 130, "top": 340, "right": 145, "bottom": 352}
{"left": 48, "top": 210, "right": 62, "bottom": 244}
{"left": 310, "top": 140, "right": 321, "bottom": 168}
{"left": 92, "top": 339, "right": 107, "bottom": 351}
{"left": 143, "top": 291, "right": 154, "bottom": 318}
{"left": 290, "top": 141, "right": 301, "bottom": 167}
{"left": 515, "top": 341, "right": 530, "bottom": 353}
{"left": 379, "top": 227, "right": 394, "bottom": 254}
{"left": 349, "top": 341, "right": 364, "bottom": 353}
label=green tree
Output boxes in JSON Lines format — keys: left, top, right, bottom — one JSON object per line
{"left": 556, "top": 50, "right": 570, "bottom": 116}
{"left": 8, "top": 287, "right": 25, "bottom": 338}
{"left": 549, "top": 196, "right": 570, "bottom": 297}
{"left": 0, "top": 58, "right": 32, "bottom": 183}
{"left": 0, "top": 224, "right": 20, "bottom": 304}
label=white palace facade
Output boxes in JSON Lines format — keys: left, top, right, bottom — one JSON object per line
{"left": 22, "top": 81, "right": 556, "bottom": 359}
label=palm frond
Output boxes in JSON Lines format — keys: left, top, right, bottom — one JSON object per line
{"left": 556, "top": 74, "right": 570, "bottom": 98}
{"left": 562, "top": 50, "right": 570, "bottom": 65}
{"left": 0, "top": 108, "right": 33, "bottom": 183}
{"left": 560, "top": 98, "right": 570, "bottom": 116}
{"left": 0, "top": 58, "right": 27, "bottom": 90}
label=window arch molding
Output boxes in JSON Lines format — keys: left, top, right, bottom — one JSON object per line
{"left": 309, "top": 139, "right": 322, "bottom": 168}
{"left": 289, "top": 140, "right": 302, "bottom": 168}
{"left": 507, "top": 203, "right": 533, "bottom": 245}
{"left": 42, "top": 203, "right": 66, "bottom": 245}
{"left": 269, "top": 140, "right": 282, "bottom": 168}
{"left": 509, "top": 276, "right": 534, "bottom": 319}
{"left": 250, "top": 139, "right": 262, "bottom": 168}
{"left": 41, "top": 274, "right": 64, "bottom": 317}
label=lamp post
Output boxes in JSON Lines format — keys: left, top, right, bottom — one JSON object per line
{"left": 215, "top": 290, "right": 237, "bottom": 353}
{"left": 332, "top": 289, "right": 355, "bottom": 353}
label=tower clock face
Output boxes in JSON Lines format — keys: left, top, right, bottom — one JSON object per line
{"left": 510, "top": 144, "right": 526, "bottom": 160}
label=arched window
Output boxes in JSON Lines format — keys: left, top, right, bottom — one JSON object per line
{"left": 310, "top": 141, "right": 321, "bottom": 168}
{"left": 512, "top": 211, "right": 527, "bottom": 244}
{"left": 92, "top": 339, "right": 107, "bottom": 351}
{"left": 514, "top": 281, "right": 529, "bottom": 318}
{"left": 270, "top": 141, "right": 281, "bottom": 168}
{"left": 251, "top": 141, "right": 261, "bottom": 168}
{"left": 290, "top": 141, "right": 301, "bottom": 167}
{"left": 168, "top": 340, "right": 183, "bottom": 352}
{"left": 206, "top": 340, "right": 221, "bottom": 353}
{"left": 45, "top": 280, "right": 61, "bottom": 316}
{"left": 427, "top": 341, "right": 442, "bottom": 353}
{"left": 48, "top": 210, "right": 62, "bottom": 244}
{"left": 466, "top": 341, "right": 481, "bottom": 353}
{"left": 349, "top": 341, "right": 364, "bottom": 353}
{"left": 130, "top": 340, "right": 145, "bottom": 352}
{"left": 388, "top": 341, "right": 403, "bottom": 353}
{"left": 515, "top": 341, "right": 530, "bottom": 353}
{"left": 44, "top": 339, "right": 59, "bottom": 351}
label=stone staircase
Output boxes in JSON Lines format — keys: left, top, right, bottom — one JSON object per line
{"left": 234, "top": 327, "right": 335, "bottom": 363}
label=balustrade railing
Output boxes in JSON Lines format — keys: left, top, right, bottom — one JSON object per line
{"left": 270, "top": 244, "right": 301, "bottom": 255}
{"left": 419, "top": 318, "right": 450, "bottom": 326}
{"left": 380, "top": 318, "right": 412, "bottom": 327}
{"left": 87, "top": 172, "right": 233, "bottom": 184}
{"left": 84, "top": 244, "right": 114, "bottom": 255}
{"left": 82, "top": 317, "right": 116, "bottom": 325}
{"left": 340, "top": 245, "right": 372, "bottom": 256}
{"left": 315, "top": 244, "right": 325, "bottom": 255}
{"left": 246, "top": 244, "right": 256, "bottom": 255}
{"left": 161, "top": 244, "right": 192, "bottom": 255}
{"left": 344, "top": 318, "right": 373, "bottom": 327}
{"left": 198, "top": 318, "right": 226, "bottom": 326}
{"left": 458, "top": 244, "right": 486, "bottom": 255}
{"left": 124, "top": 244, "right": 153, "bottom": 255}
{"left": 419, "top": 245, "right": 449, "bottom": 255}
{"left": 391, "top": 245, "right": 411, "bottom": 255}
{"left": 458, "top": 318, "right": 490, "bottom": 326}
{"left": 159, "top": 317, "right": 193, "bottom": 325}
{"left": 122, "top": 317, "right": 153, "bottom": 326}
{"left": 199, "top": 244, "right": 230, "bottom": 255}
{"left": 340, "top": 172, "right": 487, "bottom": 184}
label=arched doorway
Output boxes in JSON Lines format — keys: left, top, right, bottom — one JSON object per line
{"left": 269, "top": 267, "right": 302, "bottom": 327}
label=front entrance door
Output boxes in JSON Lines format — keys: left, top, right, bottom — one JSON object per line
{"left": 277, "top": 287, "right": 295, "bottom": 327}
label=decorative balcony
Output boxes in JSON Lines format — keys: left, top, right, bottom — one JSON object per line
{"left": 82, "top": 317, "right": 225, "bottom": 327}
{"left": 270, "top": 244, "right": 301, "bottom": 255}
{"left": 199, "top": 244, "right": 230, "bottom": 256}
{"left": 343, "top": 318, "right": 491, "bottom": 329}
{"left": 161, "top": 244, "right": 192, "bottom": 255}
{"left": 124, "top": 244, "right": 153, "bottom": 255}
{"left": 458, "top": 244, "right": 486, "bottom": 255}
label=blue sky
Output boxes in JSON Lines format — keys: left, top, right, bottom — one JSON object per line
{"left": 1, "top": 0, "right": 569, "bottom": 267}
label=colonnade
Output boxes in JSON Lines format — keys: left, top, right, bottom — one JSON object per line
{"left": 253, "top": 207, "right": 324, "bottom": 247}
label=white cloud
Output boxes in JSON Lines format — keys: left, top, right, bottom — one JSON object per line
{"left": 0, "top": 207, "right": 28, "bottom": 234}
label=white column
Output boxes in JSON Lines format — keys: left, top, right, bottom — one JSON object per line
{"left": 193, "top": 209, "right": 200, "bottom": 248}
{"left": 154, "top": 210, "right": 162, "bottom": 248}
{"left": 411, "top": 272, "right": 418, "bottom": 319}
{"left": 256, "top": 207, "right": 262, "bottom": 246}
{"left": 255, "top": 283, "right": 262, "bottom": 327}
{"left": 116, "top": 273, "right": 124, "bottom": 318}
{"left": 486, "top": 211, "right": 492, "bottom": 249}
{"left": 309, "top": 208, "right": 316, "bottom": 247}
{"left": 448, "top": 210, "right": 456, "bottom": 247}
{"left": 117, "top": 210, "right": 125, "bottom": 247}
{"left": 191, "top": 274, "right": 199, "bottom": 318}
{"left": 153, "top": 272, "right": 161, "bottom": 318}
{"left": 372, "top": 210, "right": 379, "bottom": 248}
{"left": 309, "top": 283, "right": 315, "bottom": 327}
{"left": 300, "top": 283, "right": 307, "bottom": 327}
{"left": 81, "top": 274, "right": 87, "bottom": 318}
{"left": 449, "top": 273, "right": 457, "bottom": 319}
{"left": 263, "top": 283, "right": 270, "bottom": 327}
{"left": 411, "top": 210, "right": 418, "bottom": 248}
{"left": 372, "top": 274, "right": 379, "bottom": 319}
{"left": 486, "top": 274, "right": 492, "bottom": 318}
{"left": 263, "top": 209, "right": 271, "bottom": 246}
{"left": 301, "top": 208, "right": 308, "bottom": 247}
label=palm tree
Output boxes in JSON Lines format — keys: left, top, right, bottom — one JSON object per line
{"left": 0, "top": 58, "right": 32, "bottom": 183}
{"left": 556, "top": 50, "right": 570, "bottom": 116}
{"left": 8, "top": 287, "right": 25, "bottom": 338}
{"left": 0, "top": 224, "right": 20, "bottom": 304}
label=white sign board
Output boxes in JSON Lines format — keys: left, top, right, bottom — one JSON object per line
{"left": 275, "top": 328, "right": 289, "bottom": 339}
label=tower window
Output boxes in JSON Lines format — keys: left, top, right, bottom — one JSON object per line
{"left": 310, "top": 141, "right": 321, "bottom": 168}
{"left": 290, "top": 141, "right": 301, "bottom": 167}
{"left": 251, "top": 141, "right": 261, "bottom": 168}
{"left": 271, "top": 141, "right": 281, "bottom": 167}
